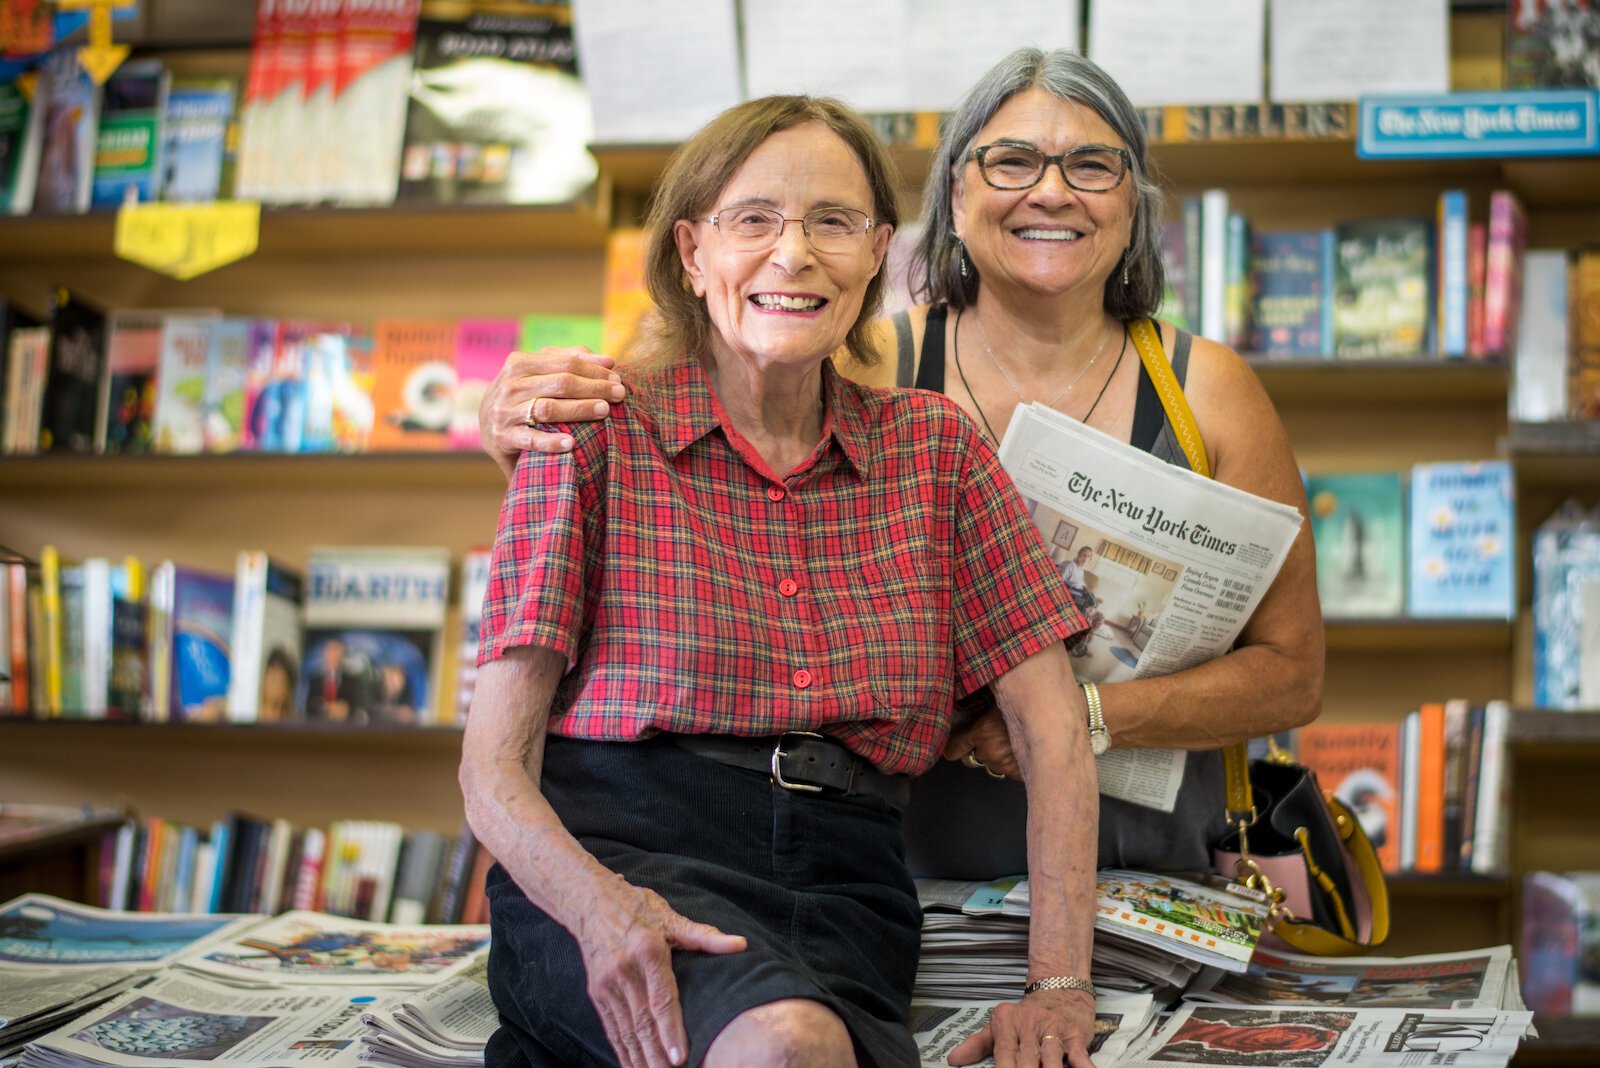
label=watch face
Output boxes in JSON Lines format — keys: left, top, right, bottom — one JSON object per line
{"left": 1090, "top": 730, "right": 1110, "bottom": 756}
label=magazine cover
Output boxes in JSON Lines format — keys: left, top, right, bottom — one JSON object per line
{"left": 450, "top": 317, "right": 519, "bottom": 449}
{"left": 368, "top": 319, "right": 456, "bottom": 451}
{"left": 90, "top": 59, "right": 169, "bottom": 209}
{"left": 160, "top": 75, "right": 237, "bottom": 203}
{"left": 301, "top": 546, "right": 450, "bottom": 724}
{"left": 0, "top": 893, "right": 258, "bottom": 968}
{"left": 1304, "top": 472, "right": 1406, "bottom": 618}
{"left": 179, "top": 911, "right": 488, "bottom": 986}
{"left": 1089, "top": 869, "right": 1268, "bottom": 971}
{"left": 1199, "top": 945, "right": 1512, "bottom": 1010}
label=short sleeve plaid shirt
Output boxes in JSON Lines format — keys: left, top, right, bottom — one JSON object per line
{"left": 479, "top": 355, "right": 1087, "bottom": 775}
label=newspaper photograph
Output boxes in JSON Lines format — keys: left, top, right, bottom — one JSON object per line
{"left": 0, "top": 895, "right": 262, "bottom": 969}
{"left": 21, "top": 972, "right": 375, "bottom": 1066}
{"left": 1122, "top": 1004, "right": 1533, "bottom": 1067}
{"left": 1193, "top": 946, "right": 1512, "bottom": 1011}
{"left": 175, "top": 913, "right": 489, "bottom": 988}
{"left": 911, "top": 992, "right": 1159, "bottom": 1068}
{"left": 998, "top": 404, "right": 1304, "bottom": 811}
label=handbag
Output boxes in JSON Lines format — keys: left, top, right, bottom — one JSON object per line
{"left": 1128, "top": 320, "right": 1390, "bottom": 957}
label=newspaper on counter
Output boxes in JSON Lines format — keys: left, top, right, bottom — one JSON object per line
{"left": 1121, "top": 1003, "right": 1533, "bottom": 1067}
{"left": 1192, "top": 945, "right": 1513, "bottom": 1010}
{"left": 18, "top": 971, "right": 376, "bottom": 1067}
{"left": 997, "top": 403, "right": 1304, "bottom": 811}
{"left": 359, "top": 957, "right": 494, "bottom": 1063}
{"left": 173, "top": 912, "right": 490, "bottom": 989}
{"left": 911, "top": 993, "right": 1160, "bottom": 1068}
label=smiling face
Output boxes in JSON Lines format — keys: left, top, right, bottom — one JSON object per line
{"left": 674, "top": 123, "right": 891, "bottom": 377}
{"left": 952, "top": 88, "right": 1137, "bottom": 302}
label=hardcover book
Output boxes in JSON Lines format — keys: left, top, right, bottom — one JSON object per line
{"left": 1331, "top": 218, "right": 1433, "bottom": 359}
{"left": 159, "top": 76, "right": 237, "bottom": 203}
{"left": 1520, "top": 871, "right": 1600, "bottom": 1014}
{"left": 91, "top": 59, "right": 170, "bottom": 209}
{"left": 39, "top": 287, "right": 107, "bottom": 455}
{"left": 1408, "top": 461, "right": 1515, "bottom": 619}
{"left": 453, "top": 546, "right": 490, "bottom": 726}
{"left": 98, "top": 309, "right": 166, "bottom": 455}
{"left": 1509, "top": 250, "right": 1571, "bottom": 422}
{"left": 368, "top": 318, "right": 456, "bottom": 451}
{"left": 450, "top": 317, "right": 519, "bottom": 450}
{"left": 1304, "top": 471, "right": 1406, "bottom": 617}
{"left": 1295, "top": 723, "right": 1402, "bottom": 873}
{"left": 1248, "top": 229, "right": 1333, "bottom": 357}
{"left": 1466, "top": 222, "right": 1488, "bottom": 358}
{"left": 228, "top": 551, "right": 305, "bottom": 724}
{"left": 150, "top": 562, "right": 235, "bottom": 724}
{"left": 301, "top": 545, "right": 451, "bottom": 725}
{"left": 396, "top": 3, "right": 596, "bottom": 206}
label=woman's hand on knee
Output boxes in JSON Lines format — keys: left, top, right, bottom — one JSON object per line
{"left": 948, "top": 988, "right": 1098, "bottom": 1068}
{"left": 944, "top": 708, "right": 1022, "bottom": 781}
{"left": 479, "top": 347, "right": 626, "bottom": 474}
{"left": 577, "top": 879, "right": 747, "bottom": 1068}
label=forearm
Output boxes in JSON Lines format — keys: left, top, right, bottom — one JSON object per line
{"left": 459, "top": 645, "right": 616, "bottom": 931}
{"left": 991, "top": 645, "right": 1098, "bottom": 984}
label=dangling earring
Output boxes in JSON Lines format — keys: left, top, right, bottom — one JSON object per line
{"left": 961, "top": 249, "right": 970, "bottom": 279}
{"left": 1121, "top": 251, "right": 1131, "bottom": 287}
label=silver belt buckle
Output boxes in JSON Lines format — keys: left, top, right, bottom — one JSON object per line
{"left": 771, "top": 731, "right": 825, "bottom": 792}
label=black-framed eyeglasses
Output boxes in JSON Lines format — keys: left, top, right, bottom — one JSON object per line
{"left": 967, "top": 142, "right": 1131, "bottom": 193}
{"left": 704, "top": 204, "right": 876, "bottom": 253}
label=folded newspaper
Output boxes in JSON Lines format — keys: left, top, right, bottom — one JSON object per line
{"left": 911, "top": 992, "right": 1159, "bottom": 1068}
{"left": 1192, "top": 945, "right": 1514, "bottom": 1011}
{"left": 998, "top": 402, "right": 1304, "bottom": 811}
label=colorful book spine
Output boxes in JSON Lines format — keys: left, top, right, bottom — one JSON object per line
{"left": 1466, "top": 222, "right": 1488, "bottom": 359}
{"left": 1413, "top": 701, "right": 1447, "bottom": 873}
{"left": 1436, "top": 190, "right": 1468, "bottom": 357}
{"left": 1482, "top": 190, "right": 1527, "bottom": 357}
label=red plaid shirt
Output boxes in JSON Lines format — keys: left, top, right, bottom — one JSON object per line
{"left": 479, "top": 355, "right": 1086, "bottom": 774}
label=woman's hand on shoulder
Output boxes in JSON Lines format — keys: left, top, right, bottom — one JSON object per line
{"left": 948, "top": 987, "right": 1097, "bottom": 1067}
{"left": 480, "top": 347, "right": 627, "bottom": 480}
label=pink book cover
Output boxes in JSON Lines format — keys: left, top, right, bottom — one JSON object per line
{"left": 450, "top": 317, "right": 519, "bottom": 450}
{"left": 1466, "top": 222, "right": 1488, "bottom": 359}
{"left": 1482, "top": 190, "right": 1527, "bottom": 357}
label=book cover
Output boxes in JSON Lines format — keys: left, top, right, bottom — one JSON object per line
{"left": 79, "top": 557, "right": 113, "bottom": 719}
{"left": 1408, "top": 460, "right": 1515, "bottom": 619}
{"left": 40, "top": 287, "right": 107, "bottom": 455}
{"left": 262, "top": 0, "right": 311, "bottom": 203}
{"left": 301, "top": 545, "right": 451, "bottom": 725}
{"left": 1466, "top": 222, "right": 1488, "bottom": 359}
{"left": 302, "top": 0, "right": 344, "bottom": 203}
{"left": 397, "top": 3, "right": 596, "bottom": 206}
{"left": 1521, "top": 871, "right": 1587, "bottom": 1013}
{"left": 332, "top": 0, "right": 419, "bottom": 206}
{"left": 1332, "top": 218, "right": 1433, "bottom": 359}
{"left": 4, "top": 325, "right": 49, "bottom": 454}
{"left": 152, "top": 562, "right": 234, "bottom": 723}
{"left": 6, "top": 563, "right": 29, "bottom": 714}
{"left": 227, "top": 551, "right": 305, "bottom": 724}
{"left": 1572, "top": 247, "right": 1600, "bottom": 420}
{"left": 98, "top": 309, "right": 165, "bottom": 455}
{"left": 1295, "top": 722, "right": 1402, "bottom": 873}
{"left": 1510, "top": 250, "right": 1571, "bottom": 422}
{"left": 601, "top": 228, "right": 650, "bottom": 356}
{"left": 0, "top": 80, "right": 44, "bottom": 216}
{"left": 242, "top": 317, "right": 285, "bottom": 451}
{"left": 1483, "top": 190, "right": 1529, "bottom": 358}
{"left": 520, "top": 313, "right": 604, "bottom": 353}
{"left": 0, "top": 297, "right": 41, "bottom": 433}
{"left": 1182, "top": 195, "right": 1203, "bottom": 335}
{"left": 1304, "top": 471, "right": 1406, "bottom": 618}
{"left": 245, "top": 318, "right": 334, "bottom": 453}
{"left": 450, "top": 317, "right": 519, "bottom": 450}
{"left": 368, "top": 318, "right": 456, "bottom": 451}
{"left": 234, "top": 0, "right": 282, "bottom": 201}
{"left": 453, "top": 546, "right": 490, "bottom": 726}
{"left": 1507, "top": 0, "right": 1600, "bottom": 88}
{"left": 151, "top": 312, "right": 221, "bottom": 454}
{"left": 1248, "top": 229, "right": 1332, "bottom": 357}
{"left": 160, "top": 76, "right": 237, "bottom": 203}
{"left": 203, "top": 316, "right": 259, "bottom": 452}
{"left": 332, "top": 328, "right": 376, "bottom": 452}
{"left": 39, "top": 545, "right": 64, "bottom": 717}
{"left": 31, "top": 47, "right": 101, "bottom": 215}
{"left": 57, "top": 564, "right": 85, "bottom": 715}
{"left": 91, "top": 59, "right": 170, "bottom": 209}
{"left": 300, "top": 326, "right": 358, "bottom": 453}
{"left": 1436, "top": 190, "right": 1468, "bottom": 358}
{"left": 1456, "top": 704, "right": 1487, "bottom": 871}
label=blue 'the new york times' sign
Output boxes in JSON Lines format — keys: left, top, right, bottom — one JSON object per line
{"left": 1358, "top": 91, "right": 1600, "bottom": 159}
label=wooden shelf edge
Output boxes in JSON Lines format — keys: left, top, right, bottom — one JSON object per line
{"left": 0, "top": 717, "right": 464, "bottom": 752}
{"left": 1508, "top": 708, "right": 1600, "bottom": 748}
{"left": 0, "top": 451, "right": 508, "bottom": 492}
{"left": 1386, "top": 873, "right": 1511, "bottom": 897}
{"left": 1324, "top": 618, "right": 1514, "bottom": 653}
{"left": 1249, "top": 357, "right": 1507, "bottom": 405}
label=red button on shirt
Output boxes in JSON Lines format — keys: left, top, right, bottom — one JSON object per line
{"left": 778, "top": 578, "right": 799, "bottom": 597}
{"left": 792, "top": 668, "right": 813, "bottom": 689}
{"left": 766, "top": 486, "right": 786, "bottom": 501}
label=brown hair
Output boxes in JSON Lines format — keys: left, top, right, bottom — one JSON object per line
{"left": 631, "top": 96, "right": 899, "bottom": 370}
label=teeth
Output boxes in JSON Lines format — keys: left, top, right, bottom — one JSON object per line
{"left": 1016, "top": 229, "right": 1082, "bottom": 241}
{"left": 754, "top": 294, "right": 823, "bottom": 310}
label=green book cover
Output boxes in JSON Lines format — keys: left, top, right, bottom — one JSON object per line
{"left": 1305, "top": 471, "right": 1406, "bottom": 618}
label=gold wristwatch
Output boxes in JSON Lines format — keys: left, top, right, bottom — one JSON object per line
{"left": 1081, "top": 681, "right": 1110, "bottom": 756}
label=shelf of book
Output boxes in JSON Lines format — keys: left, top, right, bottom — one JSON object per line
{"left": 1323, "top": 618, "right": 1514, "bottom": 653}
{"left": 0, "top": 452, "right": 508, "bottom": 492}
{"left": 1248, "top": 357, "right": 1507, "bottom": 406}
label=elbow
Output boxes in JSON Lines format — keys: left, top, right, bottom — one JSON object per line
{"left": 1282, "top": 648, "right": 1324, "bottom": 730}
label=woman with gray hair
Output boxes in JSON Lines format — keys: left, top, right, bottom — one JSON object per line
{"left": 477, "top": 47, "right": 1322, "bottom": 879}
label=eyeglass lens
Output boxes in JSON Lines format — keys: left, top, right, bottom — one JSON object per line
{"left": 715, "top": 206, "right": 870, "bottom": 250}
{"left": 979, "top": 145, "right": 1126, "bottom": 191}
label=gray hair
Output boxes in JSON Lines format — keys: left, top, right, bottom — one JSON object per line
{"left": 910, "top": 48, "right": 1165, "bottom": 321}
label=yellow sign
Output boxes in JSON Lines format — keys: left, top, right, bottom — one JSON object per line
{"left": 114, "top": 202, "right": 262, "bottom": 280}
{"left": 56, "top": 0, "right": 134, "bottom": 84}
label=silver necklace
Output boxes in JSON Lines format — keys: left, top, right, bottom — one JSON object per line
{"left": 975, "top": 312, "right": 1112, "bottom": 410}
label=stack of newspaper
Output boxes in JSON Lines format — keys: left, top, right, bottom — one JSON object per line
{"left": 0, "top": 894, "right": 262, "bottom": 1059}
{"left": 915, "top": 870, "right": 1269, "bottom": 1005}
{"left": 912, "top": 991, "right": 1162, "bottom": 1067}
{"left": 8, "top": 900, "right": 492, "bottom": 1068}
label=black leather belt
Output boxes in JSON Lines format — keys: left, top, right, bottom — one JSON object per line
{"left": 671, "top": 732, "right": 910, "bottom": 810}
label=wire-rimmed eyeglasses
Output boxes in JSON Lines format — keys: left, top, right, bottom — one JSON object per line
{"left": 704, "top": 205, "right": 876, "bottom": 253}
{"left": 967, "top": 142, "right": 1131, "bottom": 193}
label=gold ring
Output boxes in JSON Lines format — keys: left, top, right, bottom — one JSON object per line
{"left": 961, "top": 750, "right": 985, "bottom": 769}
{"left": 1041, "top": 1034, "right": 1061, "bottom": 1043}
{"left": 986, "top": 767, "right": 1006, "bottom": 780}
{"left": 524, "top": 398, "right": 540, "bottom": 427}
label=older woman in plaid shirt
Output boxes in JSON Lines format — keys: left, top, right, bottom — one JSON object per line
{"left": 461, "top": 96, "right": 1099, "bottom": 1068}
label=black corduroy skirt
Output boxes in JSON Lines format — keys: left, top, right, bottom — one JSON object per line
{"left": 484, "top": 734, "right": 923, "bottom": 1068}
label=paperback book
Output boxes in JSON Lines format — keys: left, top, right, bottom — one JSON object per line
{"left": 98, "top": 309, "right": 166, "bottom": 455}
{"left": 1297, "top": 723, "right": 1403, "bottom": 873}
{"left": 150, "top": 562, "right": 235, "bottom": 723}
{"left": 368, "top": 319, "right": 456, "bottom": 451}
{"left": 1304, "top": 471, "right": 1406, "bottom": 617}
{"left": 1249, "top": 229, "right": 1333, "bottom": 357}
{"left": 1331, "top": 218, "right": 1433, "bottom": 359}
{"left": 301, "top": 546, "right": 451, "bottom": 725}
{"left": 150, "top": 313, "right": 221, "bottom": 454}
{"left": 450, "top": 317, "right": 519, "bottom": 449}
{"left": 1408, "top": 461, "right": 1515, "bottom": 619}
{"left": 159, "top": 75, "right": 237, "bottom": 203}
{"left": 31, "top": 47, "right": 100, "bottom": 215}
{"left": 90, "top": 59, "right": 169, "bottom": 209}
{"left": 227, "top": 552, "right": 304, "bottom": 724}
